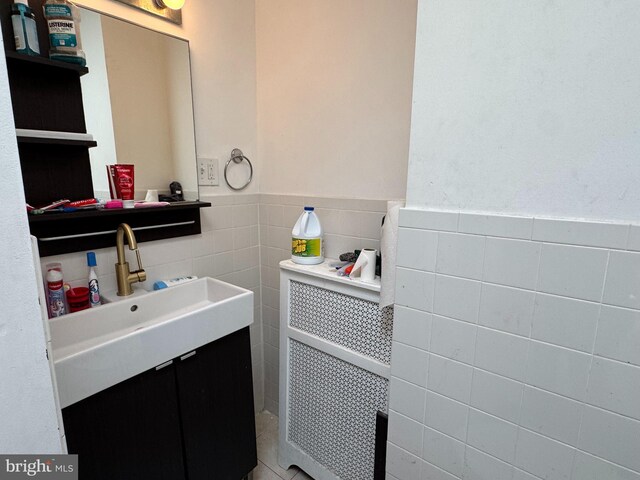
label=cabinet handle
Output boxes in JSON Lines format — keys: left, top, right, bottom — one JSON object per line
{"left": 180, "top": 351, "right": 196, "bottom": 361}
{"left": 155, "top": 360, "right": 173, "bottom": 370}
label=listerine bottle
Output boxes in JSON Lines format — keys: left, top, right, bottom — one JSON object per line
{"left": 11, "top": 0, "right": 40, "bottom": 56}
{"left": 43, "top": 0, "right": 86, "bottom": 66}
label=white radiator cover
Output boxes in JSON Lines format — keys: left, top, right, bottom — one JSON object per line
{"left": 278, "top": 260, "right": 393, "bottom": 480}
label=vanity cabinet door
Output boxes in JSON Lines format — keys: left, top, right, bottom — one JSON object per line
{"left": 62, "top": 361, "right": 187, "bottom": 480}
{"left": 175, "top": 327, "right": 257, "bottom": 480}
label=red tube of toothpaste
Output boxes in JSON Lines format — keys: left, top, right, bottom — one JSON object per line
{"left": 113, "top": 164, "right": 135, "bottom": 208}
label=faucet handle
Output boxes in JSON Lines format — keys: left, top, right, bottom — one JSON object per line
{"left": 135, "top": 249, "right": 144, "bottom": 271}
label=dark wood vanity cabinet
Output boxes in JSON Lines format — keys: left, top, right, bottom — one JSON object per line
{"left": 62, "top": 327, "right": 257, "bottom": 480}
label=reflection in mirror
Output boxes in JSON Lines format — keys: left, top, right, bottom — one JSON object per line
{"left": 80, "top": 8, "right": 198, "bottom": 201}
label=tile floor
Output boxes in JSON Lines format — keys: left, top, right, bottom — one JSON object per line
{"left": 254, "top": 411, "right": 313, "bottom": 480}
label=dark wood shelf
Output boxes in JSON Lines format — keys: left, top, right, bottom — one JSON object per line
{"left": 17, "top": 135, "right": 97, "bottom": 148}
{"left": 5, "top": 50, "right": 89, "bottom": 76}
{"left": 30, "top": 201, "right": 212, "bottom": 256}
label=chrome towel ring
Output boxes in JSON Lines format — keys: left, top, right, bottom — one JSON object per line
{"left": 224, "top": 148, "right": 253, "bottom": 191}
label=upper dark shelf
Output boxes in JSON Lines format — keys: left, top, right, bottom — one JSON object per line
{"left": 5, "top": 50, "right": 89, "bottom": 76}
{"left": 29, "top": 201, "right": 212, "bottom": 256}
{"left": 28, "top": 201, "right": 212, "bottom": 224}
{"left": 16, "top": 135, "right": 97, "bottom": 148}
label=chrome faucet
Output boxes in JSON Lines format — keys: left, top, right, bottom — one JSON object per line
{"left": 115, "top": 223, "right": 147, "bottom": 296}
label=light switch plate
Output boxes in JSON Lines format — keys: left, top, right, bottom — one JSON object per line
{"left": 198, "top": 158, "right": 219, "bottom": 186}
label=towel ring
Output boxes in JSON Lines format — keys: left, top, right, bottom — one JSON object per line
{"left": 224, "top": 148, "right": 253, "bottom": 191}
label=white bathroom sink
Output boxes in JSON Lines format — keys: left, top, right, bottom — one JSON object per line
{"left": 50, "top": 277, "right": 253, "bottom": 408}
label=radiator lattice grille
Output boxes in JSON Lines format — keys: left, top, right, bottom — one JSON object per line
{"left": 289, "top": 280, "right": 393, "bottom": 365}
{"left": 287, "top": 340, "right": 388, "bottom": 480}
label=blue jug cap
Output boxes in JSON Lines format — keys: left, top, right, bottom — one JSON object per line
{"left": 87, "top": 252, "right": 97, "bottom": 267}
{"left": 304, "top": 206, "right": 314, "bottom": 211}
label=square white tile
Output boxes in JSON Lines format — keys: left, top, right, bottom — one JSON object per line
{"left": 519, "top": 386, "right": 583, "bottom": 445}
{"left": 433, "top": 275, "right": 482, "bottom": 323}
{"left": 422, "top": 426, "right": 466, "bottom": 478}
{"left": 478, "top": 284, "right": 535, "bottom": 337}
{"left": 483, "top": 238, "right": 541, "bottom": 290}
{"left": 393, "top": 306, "right": 432, "bottom": 352}
{"left": 424, "top": 390, "right": 469, "bottom": 441}
{"left": 430, "top": 315, "right": 477, "bottom": 365}
{"left": 397, "top": 228, "right": 438, "bottom": 272}
{"left": 531, "top": 293, "right": 600, "bottom": 353}
{"left": 512, "top": 469, "right": 542, "bottom": 480}
{"left": 458, "top": 213, "right": 533, "bottom": 240}
{"left": 420, "top": 460, "right": 459, "bottom": 480}
{"left": 525, "top": 341, "right": 591, "bottom": 401}
{"left": 399, "top": 209, "right": 459, "bottom": 232}
{"left": 595, "top": 305, "right": 640, "bottom": 367}
{"left": 470, "top": 369, "right": 524, "bottom": 424}
{"left": 474, "top": 328, "right": 529, "bottom": 381}
{"left": 388, "top": 410, "right": 424, "bottom": 457}
{"left": 462, "top": 446, "right": 514, "bottom": 480}
{"left": 627, "top": 225, "right": 640, "bottom": 251}
{"left": 586, "top": 357, "right": 640, "bottom": 421}
{"left": 395, "top": 268, "right": 435, "bottom": 312}
{"left": 603, "top": 251, "right": 640, "bottom": 310}
{"left": 572, "top": 451, "right": 640, "bottom": 480}
{"left": 435, "top": 232, "right": 485, "bottom": 280}
{"left": 578, "top": 406, "right": 640, "bottom": 473}
{"left": 515, "top": 428, "right": 575, "bottom": 480}
{"left": 391, "top": 341, "right": 429, "bottom": 388}
{"left": 386, "top": 443, "right": 422, "bottom": 480}
{"left": 466, "top": 409, "right": 518, "bottom": 463}
{"left": 256, "top": 429, "right": 299, "bottom": 480}
{"left": 427, "top": 354, "right": 474, "bottom": 404}
{"left": 532, "top": 218, "right": 628, "bottom": 249}
{"left": 389, "top": 377, "right": 426, "bottom": 423}
{"left": 537, "top": 243, "right": 609, "bottom": 302}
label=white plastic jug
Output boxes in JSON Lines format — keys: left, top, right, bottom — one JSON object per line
{"left": 291, "top": 206, "right": 323, "bottom": 265}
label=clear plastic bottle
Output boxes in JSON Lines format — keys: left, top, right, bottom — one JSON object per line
{"left": 11, "top": 0, "right": 40, "bottom": 56}
{"left": 291, "top": 206, "right": 324, "bottom": 265}
{"left": 43, "top": 0, "right": 86, "bottom": 66}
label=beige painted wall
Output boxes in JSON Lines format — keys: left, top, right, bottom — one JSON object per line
{"left": 76, "top": 0, "right": 258, "bottom": 195}
{"left": 255, "top": 0, "right": 417, "bottom": 200}
{"left": 102, "top": 16, "right": 177, "bottom": 192}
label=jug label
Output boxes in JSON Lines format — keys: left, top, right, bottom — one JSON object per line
{"left": 292, "top": 238, "right": 321, "bottom": 257}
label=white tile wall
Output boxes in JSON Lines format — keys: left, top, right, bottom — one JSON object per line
{"left": 462, "top": 446, "right": 513, "bottom": 480}
{"left": 424, "top": 391, "right": 469, "bottom": 442}
{"left": 387, "top": 207, "right": 640, "bottom": 480}
{"left": 478, "top": 284, "right": 535, "bottom": 337}
{"left": 258, "top": 194, "right": 389, "bottom": 414}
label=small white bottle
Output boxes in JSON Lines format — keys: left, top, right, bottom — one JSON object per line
{"left": 291, "top": 206, "right": 324, "bottom": 265}
{"left": 87, "top": 252, "right": 100, "bottom": 307}
{"left": 46, "top": 263, "right": 66, "bottom": 318}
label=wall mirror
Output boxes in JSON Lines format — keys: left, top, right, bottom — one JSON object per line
{"left": 79, "top": 8, "right": 199, "bottom": 201}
